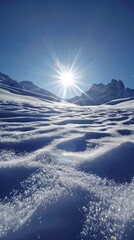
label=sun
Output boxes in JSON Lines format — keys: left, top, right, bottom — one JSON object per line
{"left": 60, "top": 71, "right": 74, "bottom": 86}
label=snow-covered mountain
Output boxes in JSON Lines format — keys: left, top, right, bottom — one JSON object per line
{"left": 69, "top": 79, "right": 134, "bottom": 105}
{"left": 0, "top": 72, "right": 23, "bottom": 89}
{"left": 0, "top": 72, "right": 60, "bottom": 102}
{"left": 20, "top": 80, "right": 57, "bottom": 98}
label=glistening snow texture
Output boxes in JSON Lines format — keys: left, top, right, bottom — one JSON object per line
{"left": 0, "top": 87, "right": 134, "bottom": 240}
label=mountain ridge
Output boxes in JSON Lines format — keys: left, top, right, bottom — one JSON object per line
{"left": 0, "top": 71, "right": 60, "bottom": 102}
{"left": 69, "top": 79, "right": 134, "bottom": 105}
{"left": 0, "top": 71, "right": 134, "bottom": 105}
{"left": 20, "top": 80, "right": 57, "bottom": 99}
{"left": 0, "top": 71, "right": 23, "bottom": 89}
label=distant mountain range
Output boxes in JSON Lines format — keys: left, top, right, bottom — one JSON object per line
{"left": 69, "top": 79, "right": 134, "bottom": 105}
{"left": 0, "top": 71, "right": 134, "bottom": 105}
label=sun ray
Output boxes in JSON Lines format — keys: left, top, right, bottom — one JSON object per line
{"left": 36, "top": 36, "right": 98, "bottom": 99}
{"left": 73, "top": 83, "right": 90, "bottom": 98}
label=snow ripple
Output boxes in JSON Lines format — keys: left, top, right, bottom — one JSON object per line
{"left": 0, "top": 96, "right": 134, "bottom": 239}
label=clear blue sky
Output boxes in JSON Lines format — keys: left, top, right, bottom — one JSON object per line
{"left": 0, "top": 0, "right": 134, "bottom": 98}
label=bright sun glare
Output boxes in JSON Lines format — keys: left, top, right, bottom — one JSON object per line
{"left": 60, "top": 71, "right": 74, "bottom": 86}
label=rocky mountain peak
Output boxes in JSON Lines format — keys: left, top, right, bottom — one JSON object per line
{"left": 110, "top": 79, "right": 125, "bottom": 89}
{"left": 118, "top": 80, "right": 125, "bottom": 89}
{"left": 69, "top": 79, "right": 134, "bottom": 105}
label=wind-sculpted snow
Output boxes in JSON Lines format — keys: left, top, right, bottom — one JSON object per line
{"left": 0, "top": 90, "right": 134, "bottom": 240}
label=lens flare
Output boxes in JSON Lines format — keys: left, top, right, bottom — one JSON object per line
{"left": 39, "top": 37, "right": 94, "bottom": 98}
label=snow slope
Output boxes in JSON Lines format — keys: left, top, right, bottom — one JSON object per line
{"left": 0, "top": 85, "right": 134, "bottom": 240}
{"left": 20, "top": 80, "right": 58, "bottom": 99}
{"left": 0, "top": 71, "right": 60, "bottom": 103}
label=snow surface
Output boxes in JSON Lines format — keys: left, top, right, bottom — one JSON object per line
{"left": 0, "top": 87, "right": 134, "bottom": 240}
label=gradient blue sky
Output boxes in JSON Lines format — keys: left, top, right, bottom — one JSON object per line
{"left": 0, "top": 0, "right": 134, "bottom": 98}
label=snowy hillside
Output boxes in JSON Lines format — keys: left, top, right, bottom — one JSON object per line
{"left": 20, "top": 80, "right": 58, "bottom": 99}
{"left": 69, "top": 79, "right": 134, "bottom": 105}
{"left": 0, "top": 72, "right": 60, "bottom": 103}
{"left": 0, "top": 82, "right": 134, "bottom": 240}
{"left": 0, "top": 72, "right": 23, "bottom": 89}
